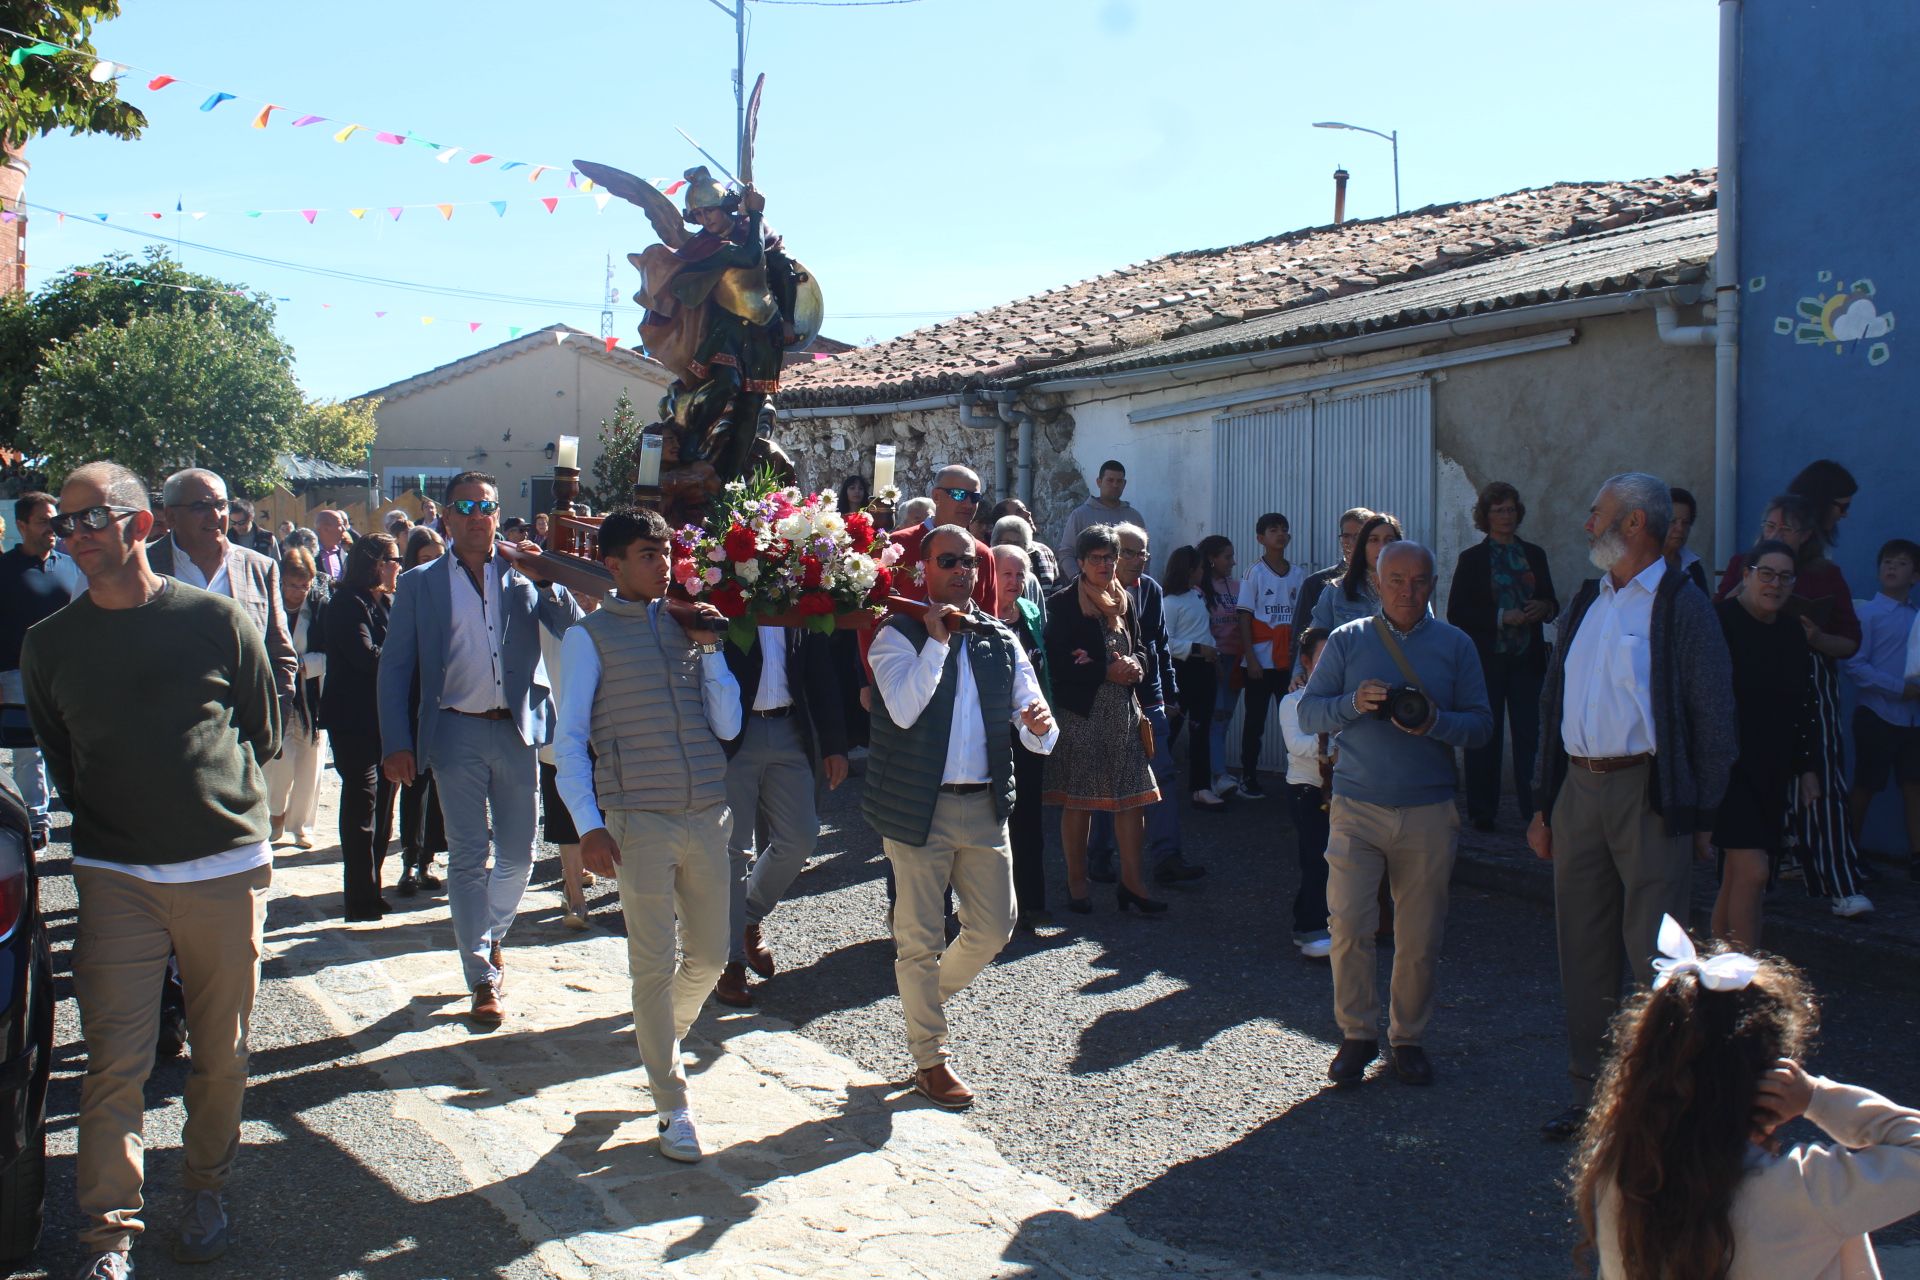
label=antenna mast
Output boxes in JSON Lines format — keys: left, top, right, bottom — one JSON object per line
{"left": 600, "top": 254, "right": 616, "bottom": 340}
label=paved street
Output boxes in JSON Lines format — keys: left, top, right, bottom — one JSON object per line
{"left": 17, "top": 760, "right": 1920, "bottom": 1279}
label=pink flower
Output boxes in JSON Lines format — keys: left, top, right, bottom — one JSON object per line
{"left": 703, "top": 566, "right": 723, "bottom": 586}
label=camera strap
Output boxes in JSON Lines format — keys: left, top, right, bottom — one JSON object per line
{"left": 1370, "top": 616, "right": 1428, "bottom": 695}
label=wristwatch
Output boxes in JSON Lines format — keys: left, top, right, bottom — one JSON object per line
{"left": 695, "top": 640, "right": 723, "bottom": 656}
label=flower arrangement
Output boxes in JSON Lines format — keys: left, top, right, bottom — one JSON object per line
{"left": 672, "top": 469, "right": 902, "bottom": 649}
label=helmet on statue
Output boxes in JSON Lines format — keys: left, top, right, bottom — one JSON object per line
{"left": 680, "top": 167, "right": 735, "bottom": 222}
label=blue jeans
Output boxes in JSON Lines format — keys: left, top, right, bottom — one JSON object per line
{"left": 1209, "top": 654, "right": 1242, "bottom": 781}
{"left": 1089, "top": 704, "right": 1179, "bottom": 874}
{"left": 431, "top": 712, "right": 540, "bottom": 989}
{"left": 2, "top": 669, "right": 49, "bottom": 835}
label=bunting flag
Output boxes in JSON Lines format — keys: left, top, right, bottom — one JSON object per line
{"left": 332, "top": 123, "right": 362, "bottom": 143}
{"left": 251, "top": 103, "right": 281, "bottom": 128}
{"left": 540, "top": 197, "right": 558, "bottom": 214}
{"left": 291, "top": 114, "right": 325, "bottom": 127}
{"left": 435, "top": 147, "right": 461, "bottom": 164}
{"left": 603, "top": 336, "right": 619, "bottom": 353}
{"left": 387, "top": 206, "right": 402, "bottom": 221}
{"left": 375, "top": 131, "right": 406, "bottom": 145}
{"left": 7, "top": 40, "right": 60, "bottom": 66}
{"left": 88, "top": 58, "right": 118, "bottom": 82}
{"left": 435, "top": 203, "right": 453, "bottom": 220}
{"left": 299, "top": 210, "right": 317, "bottom": 224}
{"left": 146, "top": 73, "right": 175, "bottom": 89}
{"left": 468, "top": 322, "right": 482, "bottom": 333}
{"left": 593, "top": 193, "right": 612, "bottom": 212}
{"left": 349, "top": 208, "right": 366, "bottom": 219}
{"left": 199, "top": 91, "right": 236, "bottom": 111}
{"left": 508, "top": 326, "right": 523, "bottom": 338}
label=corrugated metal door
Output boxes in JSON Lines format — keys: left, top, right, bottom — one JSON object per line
{"left": 1209, "top": 378, "right": 1432, "bottom": 773}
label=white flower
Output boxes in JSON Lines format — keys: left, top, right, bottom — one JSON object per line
{"left": 775, "top": 513, "right": 810, "bottom": 543}
{"left": 816, "top": 511, "right": 846, "bottom": 537}
{"left": 734, "top": 558, "right": 760, "bottom": 583}
{"left": 876, "top": 484, "right": 902, "bottom": 505}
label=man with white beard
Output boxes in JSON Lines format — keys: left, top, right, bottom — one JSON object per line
{"left": 1527, "top": 472, "right": 1736, "bottom": 1142}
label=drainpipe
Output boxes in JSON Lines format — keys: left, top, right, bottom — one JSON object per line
{"left": 996, "top": 399, "right": 1036, "bottom": 507}
{"left": 1655, "top": 302, "right": 1715, "bottom": 345}
{"left": 957, "top": 390, "right": 1010, "bottom": 498}
{"left": 1712, "top": 0, "right": 1742, "bottom": 570}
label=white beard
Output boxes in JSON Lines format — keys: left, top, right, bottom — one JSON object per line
{"left": 1587, "top": 523, "right": 1628, "bottom": 573}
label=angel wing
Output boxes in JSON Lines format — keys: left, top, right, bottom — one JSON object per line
{"left": 573, "top": 159, "right": 687, "bottom": 250}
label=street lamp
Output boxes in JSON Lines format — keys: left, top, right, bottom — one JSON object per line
{"left": 1313, "top": 121, "right": 1399, "bottom": 214}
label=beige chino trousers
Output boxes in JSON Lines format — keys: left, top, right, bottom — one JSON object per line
{"left": 1324, "top": 796, "right": 1459, "bottom": 1046}
{"left": 608, "top": 803, "right": 733, "bottom": 1114}
{"left": 882, "top": 790, "right": 1018, "bottom": 1070}
{"left": 72, "top": 862, "right": 272, "bottom": 1254}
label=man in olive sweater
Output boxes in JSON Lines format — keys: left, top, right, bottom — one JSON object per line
{"left": 23, "top": 461, "right": 280, "bottom": 1279}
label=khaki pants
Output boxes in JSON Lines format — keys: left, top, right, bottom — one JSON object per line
{"left": 882, "top": 791, "right": 1017, "bottom": 1070}
{"left": 609, "top": 804, "right": 732, "bottom": 1114}
{"left": 1325, "top": 796, "right": 1459, "bottom": 1046}
{"left": 1550, "top": 762, "right": 1691, "bottom": 1102}
{"left": 72, "top": 863, "right": 272, "bottom": 1254}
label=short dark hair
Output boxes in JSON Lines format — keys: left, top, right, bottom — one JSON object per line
{"left": 447, "top": 470, "right": 499, "bottom": 503}
{"left": 1097, "top": 460, "right": 1125, "bottom": 478}
{"left": 1746, "top": 538, "right": 1798, "bottom": 570}
{"left": 923, "top": 523, "right": 974, "bottom": 561}
{"left": 1878, "top": 538, "right": 1920, "bottom": 566}
{"left": 1255, "top": 512, "right": 1290, "bottom": 536}
{"left": 13, "top": 491, "right": 54, "bottom": 526}
{"left": 1297, "top": 626, "right": 1331, "bottom": 664}
{"left": 1669, "top": 486, "right": 1698, "bottom": 517}
{"left": 340, "top": 532, "right": 399, "bottom": 593}
{"left": 598, "top": 508, "right": 671, "bottom": 562}
{"left": 229, "top": 496, "right": 255, "bottom": 519}
{"left": 1471, "top": 482, "right": 1525, "bottom": 534}
{"left": 1074, "top": 523, "right": 1120, "bottom": 563}
{"left": 501, "top": 517, "right": 528, "bottom": 536}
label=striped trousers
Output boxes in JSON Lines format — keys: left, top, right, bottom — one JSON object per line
{"left": 1790, "top": 653, "right": 1865, "bottom": 899}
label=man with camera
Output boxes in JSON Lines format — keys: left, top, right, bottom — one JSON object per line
{"left": 1299, "top": 541, "right": 1492, "bottom": 1088}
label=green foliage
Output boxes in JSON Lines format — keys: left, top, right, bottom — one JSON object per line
{"left": 294, "top": 396, "right": 381, "bottom": 468}
{"left": 0, "top": 247, "right": 281, "bottom": 453}
{"left": 588, "top": 387, "right": 646, "bottom": 510}
{"left": 0, "top": 2, "right": 144, "bottom": 147}
{"left": 23, "top": 309, "right": 303, "bottom": 494}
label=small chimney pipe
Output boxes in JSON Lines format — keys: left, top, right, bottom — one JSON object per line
{"left": 1333, "top": 166, "right": 1349, "bottom": 225}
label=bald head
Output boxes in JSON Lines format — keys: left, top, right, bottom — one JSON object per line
{"left": 930, "top": 465, "right": 983, "bottom": 528}
{"left": 1376, "top": 540, "right": 1436, "bottom": 629}
{"left": 1376, "top": 540, "right": 1434, "bottom": 577}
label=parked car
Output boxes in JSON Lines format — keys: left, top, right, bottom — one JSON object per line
{"left": 0, "top": 769, "right": 50, "bottom": 1262}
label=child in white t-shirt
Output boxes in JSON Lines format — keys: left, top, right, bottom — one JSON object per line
{"left": 1278, "top": 626, "right": 1333, "bottom": 957}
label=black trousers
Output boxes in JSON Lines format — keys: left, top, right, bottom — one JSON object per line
{"left": 334, "top": 733, "right": 396, "bottom": 917}
{"left": 1465, "top": 651, "right": 1543, "bottom": 824}
{"left": 398, "top": 770, "right": 446, "bottom": 860}
{"left": 1240, "top": 665, "right": 1292, "bottom": 777}
{"left": 1286, "top": 783, "right": 1332, "bottom": 935}
{"left": 1175, "top": 655, "right": 1217, "bottom": 790}
{"left": 1010, "top": 740, "right": 1048, "bottom": 916}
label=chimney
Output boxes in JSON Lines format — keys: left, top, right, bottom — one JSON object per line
{"left": 1332, "top": 166, "right": 1349, "bottom": 226}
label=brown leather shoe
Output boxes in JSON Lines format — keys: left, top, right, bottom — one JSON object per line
{"left": 469, "top": 980, "right": 503, "bottom": 1027}
{"left": 713, "top": 961, "right": 753, "bottom": 1008}
{"left": 912, "top": 1062, "right": 975, "bottom": 1110}
{"left": 489, "top": 940, "right": 505, "bottom": 993}
{"left": 742, "top": 923, "right": 775, "bottom": 978}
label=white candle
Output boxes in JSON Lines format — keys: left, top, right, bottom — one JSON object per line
{"left": 555, "top": 434, "right": 579, "bottom": 471}
{"left": 635, "top": 433, "right": 664, "bottom": 487}
{"left": 872, "top": 443, "right": 896, "bottom": 493}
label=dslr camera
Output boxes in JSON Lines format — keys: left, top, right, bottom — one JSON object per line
{"left": 1371, "top": 684, "right": 1431, "bottom": 730}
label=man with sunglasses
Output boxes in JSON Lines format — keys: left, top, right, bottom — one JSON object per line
{"left": 225, "top": 497, "right": 280, "bottom": 561}
{"left": 24, "top": 462, "right": 281, "bottom": 1278}
{"left": 0, "top": 490, "right": 84, "bottom": 851}
{"left": 378, "top": 471, "right": 583, "bottom": 1025}
{"left": 864, "top": 525, "right": 1056, "bottom": 1110}
{"left": 882, "top": 465, "right": 1000, "bottom": 617}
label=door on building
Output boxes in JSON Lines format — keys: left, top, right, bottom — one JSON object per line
{"left": 1211, "top": 377, "right": 1433, "bottom": 771}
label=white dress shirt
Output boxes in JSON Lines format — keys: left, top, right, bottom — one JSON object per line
{"left": 868, "top": 623, "right": 1058, "bottom": 784}
{"left": 551, "top": 615, "right": 742, "bottom": 835}
{"left": 1562, "top": 558, "right": 1666, "bottom": 758}
{"left": 753, "top": 625, "right": 792, "bottom": 710}
{"left": 442, "top": 554, "right": 508, "bottom": 713}
{"left": 169, "top": 538, "right": 231, "bottom": 598}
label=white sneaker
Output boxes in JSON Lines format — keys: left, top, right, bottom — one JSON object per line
{"left": 1296, "top": 932, "right": 1333, "bottom": 959}
{"left": 1211, "top": 773, "right": 1240, "bottom": 797}
{"left": 1832, "top": 894, "right": 1875, "bottom": 918}
{"left": 658, "top": 1107, "right": 703, "bottom": 1163}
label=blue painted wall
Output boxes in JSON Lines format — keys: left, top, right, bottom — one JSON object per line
{"left": 1739, "top": 0, "right": 1919, "bottom": 854}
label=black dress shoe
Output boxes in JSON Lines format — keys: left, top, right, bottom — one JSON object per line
{"left": 1116, "top": 884, "right": 1168, "bottom": 915}
{"left": 1153, "top": 855, "right": 1208, "bottom": 885}
{"left": 1391, "top": 1044, "right": 1434, "bottom": 1086}
{"left": 398, "top": 868, "right": 419, "bottom": 897}
{"left": 1066, "top": 896, "right": 1093, "bottom": 915}
{"left": 417, "top": 863, "right": 441, "bottom": 890}
{"left": 1328, "top": 1039, "right": 1377, "bottom": 1086}
{"left": 1541, "top": 1103, "right": 1588, "bottom": 1142}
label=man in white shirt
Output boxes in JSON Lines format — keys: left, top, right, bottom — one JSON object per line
{"left": 1529, "top": 472, "right": 1735, "bottom": 1140}
{"left": 864, "top": 525, "right": 1057, "bottom": 1110}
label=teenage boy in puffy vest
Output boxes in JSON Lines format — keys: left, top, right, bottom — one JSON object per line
{"left": 864, "top": 524, "right": 1057, "bottom": 1110}
{"left": 552, "top": 508, "right": 742, "bottom": 1164}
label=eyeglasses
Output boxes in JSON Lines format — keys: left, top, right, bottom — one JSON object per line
{"left": 1751, "top": 566, "right": 1797, "bottom": 585}
{"left": 1119, "top": 548, "right": 1151, "bottom": 562}
{"left": 381, "top": 556, "right": 405, "bottom": 565}
{"left": 450, "top": 499, "right": 501, "bottom": 516}
{"left": 1082, "top": 552, "right": 1117, "bottom": 567}
{"left": 939, "top": 488, "right": 983, "bottom": 505}
{"left": 934, "top": 552, "right": 978, "bottom": 570}
{"left": 168, "top": 499, "right": 230, "bottom": 516}
{"left": 50, "top": 505, "right": 140, "bottom": 538}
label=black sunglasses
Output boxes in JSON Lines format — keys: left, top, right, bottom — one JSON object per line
{"left": 50, "top": 505, "right": 140, "bottom": 538}
{"left": 939, "top": 487, "right": 983, "bottom": 505}
{"left": 934, "top": 552, "right": 979, "bottom": 570}
{"left": 381, "top": 556, "right": 405, "bottom": 565}
{"left": 450, "top": 499, "right": 501, "bottom": 516}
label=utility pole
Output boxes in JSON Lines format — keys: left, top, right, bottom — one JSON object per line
{"left": 599, "top": 254, "right": 616, "bottom": 340}
{"left": 734, "top": 1, "right": 747, "bottom": 174}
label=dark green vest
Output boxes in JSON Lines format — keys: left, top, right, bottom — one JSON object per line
{"left": 862, "top": 609, "right": 1019, "bottom": 847}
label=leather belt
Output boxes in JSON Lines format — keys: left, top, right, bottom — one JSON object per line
{"left": 448, "top": 707, "right": 512, "bottom": 721}
{"left": 939, "top": 782, "right": 991, "bottom": 795}
{"left": 751, "top": 706, "right": 793, "bottom": 718}
{"left": 1569, "top": 752, "right": 1653, "bottom": 774}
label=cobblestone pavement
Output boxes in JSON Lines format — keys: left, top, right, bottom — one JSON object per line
{"left": 17, "top": 761, "right": 1920, "bottom": 1279}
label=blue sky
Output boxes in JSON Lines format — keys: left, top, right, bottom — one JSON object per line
{"left": 13, "top": 0, "right": 1719, "bottom": 402}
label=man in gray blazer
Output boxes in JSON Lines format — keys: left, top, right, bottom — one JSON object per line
{"left": 378, "top": 471, "right": 582, "bottom": 1023}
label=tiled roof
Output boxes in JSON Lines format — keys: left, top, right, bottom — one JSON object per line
{"left": 783, "top": 170, "right": 1716, "bottom": 408}
{"left": 1032, "top": 208, "right": 1717, "bottom": 383}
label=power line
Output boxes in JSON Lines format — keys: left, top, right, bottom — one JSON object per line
{"left": 746, "top": 0, "right": 928, "bottom": 6}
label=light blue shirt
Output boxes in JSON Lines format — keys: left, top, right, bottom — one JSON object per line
{"left": 1846, "top": 592, "right": 1920, "bottom": 729}
{"left": 552, "top": 615, "right": 742, "bottom": 835}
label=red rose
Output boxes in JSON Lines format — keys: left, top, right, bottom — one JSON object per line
{"left": 867, "top": 566, "right": 893, "bottom": 603}
{"left": 801, "top": 554, "right": 824, "bottom": 589}
{"left": 761, "top": 538, "right": 790, "bottom": 563}
{"left": 710, "top": 582, "right": 749, "bottom": 618}
{"left": 846, "top": 512, "right": 875, "bottom": 552}
{"left": 795, "top": 589, "right": 836, "bottom": 617}
{"left": 723, "top": 524, "right": 758, "bottom": 563}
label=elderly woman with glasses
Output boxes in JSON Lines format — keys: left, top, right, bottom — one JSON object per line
{"left": 1042, "top": 524, "right": 1167, "bottom": 916}
{"left": 265, "top": 547, "right": 330, "bottom": 850}
{"left": 322, "top": 532, "right": 404, "bottom": 921}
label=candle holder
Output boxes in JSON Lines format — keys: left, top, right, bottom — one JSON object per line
{"left": 550, "top": 466, "right": 581, "bottom": 554}
{"left": 631, "top": 430, "right": 667, "bottom": 512}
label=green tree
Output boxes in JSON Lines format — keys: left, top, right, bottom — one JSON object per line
{"left": 24, "top": 309, "right": 303, "bottom": 493}
{"left": 588, "top": 388, "right": 645, "bottom": 510}
{"left": 1, "top": 2, "right": 144, "bottom": 146}
{"left": 293, "top": 396, "right": 381, "bottom": 468}
{"left": 0, "top": 247, "right": 282, "bottom": 452}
